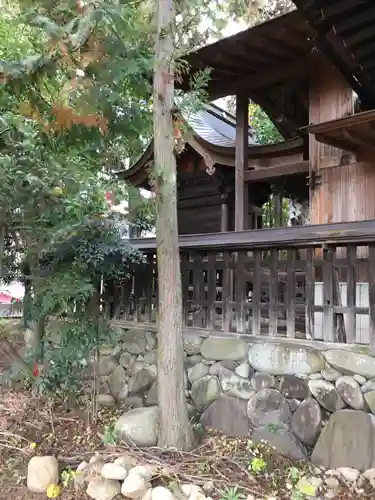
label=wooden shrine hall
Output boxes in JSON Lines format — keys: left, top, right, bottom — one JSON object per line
{"left": 112, "top": 0, "right": 375, "bottom": 346}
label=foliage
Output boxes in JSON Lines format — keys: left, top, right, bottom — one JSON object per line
{"left": 219, "top": 486, "right": 245, "bottom": 500}
{"left": 249, "top": 103, "right": 283, "bottom": 145}
{"left": 249, "top": 456, "right": 268, "bottom": 474}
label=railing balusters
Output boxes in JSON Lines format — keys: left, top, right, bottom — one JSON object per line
{"left": 305, "top": 248, "right": 315, "bottom": 339}
{"left": 268, "top": 249, "right": 278, "bottom": 336}
{"left": 323, "top": 247, "right": 335, "bottom": 342}
{"left": 286, "top": 249, "right": 296, "bottom": 338}
{"left": 106, "top": 232, "right": 375, "bottom": 346}
{"left": 368, "top": 245, "right": 375, "bottom": 345}
{"left": 346, "top": 244, "right": 357, "bottom": 344}
{"left": 252, "top": 250, "right": 261, "bottom": 336}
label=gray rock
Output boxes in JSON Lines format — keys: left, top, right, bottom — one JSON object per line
{"left": 335, "top": 376, "right": 365, "bottom": 410}
{"left": 87, "top": 478, "right": 121, "bottom": 500}
{"left": 200, "top": 337, "right": 249, "bottom": 361}
{"left": 362, "top": 380, "right": 375, "bottom": 394}
{"left": 108, "top": 365, "right": 127, "bottom": 399}
{"left": 278, "top": 375, "right": 309, "bottom": 399}
{"left": 353, "top": 374, "right": 366, "bottom": 385}
{"left": 220, "top": 373, "right": 255, "bottom": 400}
{"left": 113, "top": 455, "right": 138, "bottom": 470}
{"left": 98, "top": 356, "right": 118, "bottom": 376}
{"left": 122, "top": 329, "right": 147, "bottom": 355}
{"left": 235, "top": 363, "right": 251, "bottom": 378}
{"left": 187, "top": 363, "right": 209, "bottom": 384}
{"left": 184, "top": 355, "right": 203, "bottom": 368}
{"left": 144, "top": 332, "right": 156, "bottom": 350}
{"left": 209, "top": 363, "right": 235, "bottom": 378}
{"left": 115, "top": 406, "right": 159, "bottom": 447}
{"left": 27, "top": 456, "right": 59, "bottom": 493}
{"left": 251, "top": 373, "right": 275, "bottom": 391}
{"left": 200, "top": 394, "right": 250, "bottom": 437}
{"left": 321, "top": 365, "right": 342, "bottom": 382}
{"left": 309, "top": 373, "right": 323, "bottom": 380}
{"left": 288, "top": 398, "right": 301, "bottom": 412}
{"left": 336, "top": 467, "right": 360, "bottom": 483}
{"left": 191, "top": 375, "right": 221, "bottom": 412}
{"left": 96, "top": 394, "right": 116, "bottom": 406}
{"left": 308, "top": 379, "right": 346, "bottom": 412}
{"left": 121, "top": 396, "right": 143, "bottom": 408}
{"left": 121, "top": 473, "right": 149, "bottom": 498}
{"left": 251, "top": 426, "right": 307, "bottom": 461}
{"left": 364, "top": 390, "right": 375, "bottom": 414}
{"left": 101, "top": 463, "right": 127, "bottom": 480}
{"left": 247, "top": 389, "right": 291, "bottom": 427}
{"left": 312, "top": 410, "right": 375, "bottom": 471}
{"left": 324, "top": 350, "right": 375, "bottom": 379}
{"left": 145, "top": 382, "right": 158, "bottom": 406}
{"left": 119, "top": 352, "right": 135, "bottom": 370}
{"left": 128, "top": 369, "right": 155, "bottom": 395}
{"left": 291, "top": 397, "right": 322, "bottom": 446}
{"left": 249, "top": 342, "right": 324, "bottom": 375}
{"left": 144, "top": 350, "right": 157, "bottom": 364}
{"left": 152, "top": 486, "right": 174, "bottom": 500}
{"left": 184, "top": 333, "right": 203, "bottom": 355}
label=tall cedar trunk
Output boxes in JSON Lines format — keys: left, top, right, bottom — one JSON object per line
{"left": 153, "top": 0, "right": 192, "bottom": 449}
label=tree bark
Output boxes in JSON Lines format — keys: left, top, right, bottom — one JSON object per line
{"left": 153, "top": 0, "right": 192, "bottom": 450}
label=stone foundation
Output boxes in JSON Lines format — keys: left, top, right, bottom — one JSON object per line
{"left": 91, "top": 329, "right": 375, "bottom": 471}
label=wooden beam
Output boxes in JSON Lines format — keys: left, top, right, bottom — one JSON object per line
{"left": 224, "top": 59, "right": 309, "bottom": 98}
{"left": 244, "top": 160, "right": 309, "bottom": 181}
{"left": 334, "top": 7, "right": 375, "bottom": 34}
{"left": 129, "top": 219, "right": 375, "bottom": 252}
{"left": 322, "top": 0, "right": 369, "bottom": 17}
{"left": 235, "top": 93, "right": 249, "bottom": 231}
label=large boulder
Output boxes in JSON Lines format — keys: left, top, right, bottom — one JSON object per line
{"left": 184, "top": 333, "right": 203, "bottom": 355}
{"left": 122, "top": 329, "right": 147, "bottom": 355}
{"left": 191, "top": 375, "right": 221, "bottom": 412}
{"left": 312, "top": 410, "right": 375, "bottom": 471}
{"left": 115, "top": 406, "right": 159, "bottom": 447}
{"left": 86, "top": 478, "right": 121, "bottom": 500}
{"left": 248, "top": 342, "right": 324, "bottom": 375}
{"left": 324, "top": 350, "right": 375, "bottom": 379}
{"left": 27, "top": 456, "right": 59, "bottom": 493}
{"left": 187, "top": 363, "right": 209, "bottom": 384}
{"left": 247, "top": 389, "right": 291, "bottom": 427}
{"left": 200, "top": 338, "right": 249, "bottom": 361}
{"left": 108, "top": 366, "right": 128, "bottom": 399}
{"left": 278, "top": 375, "right": 309, "bottom": 400}
{"left": 128, "top": 369, "right": 155, "bottom": 395}
{"left": 335, "top": 376, "right": 365, "bottom": 410}
{"left": 98, "top": 356, "right": 118, "bottom": 376}
{"left": 251, "top": 426, "right": 307, "bottom": 461}
{"left": 251, "top": 373, "right": 275, "bottom": 391}
{"left": 219, "top": 373, "right": 255, "bottom": 400}
{"left": 200, "top": 394, "right": 251, "bottom": 437}
{"left": 291, "top": 398, "right": 322, "bottom": 446}
{"left": 308, "top": 379, "right": 346, "bottom": 412}
{"left": 364, "top": 390, "right": 375, "bottom": 414}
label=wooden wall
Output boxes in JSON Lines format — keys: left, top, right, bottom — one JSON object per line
{"left": 309, "top": 57, "right": 375, "bottom": 225}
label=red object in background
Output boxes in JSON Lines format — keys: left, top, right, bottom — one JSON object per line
{"left": 33, "top": 361, "right": 39, "bottom": 377}
{"left": 105, "top": 191, "right": 113, "bottom": 205}
{"left": 0, "top": 291, "right": 14, "bottom": 304}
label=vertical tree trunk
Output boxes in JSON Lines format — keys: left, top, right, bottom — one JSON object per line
{"left": 153, "top": 0, "right": 192, "bottom": 450}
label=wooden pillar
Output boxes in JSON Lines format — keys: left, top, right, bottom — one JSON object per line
{"left": 235, "top": 93, "right": 249, "bottom": 231}
{"left": 220, "top": 193, "right": 229, "bottom": 232}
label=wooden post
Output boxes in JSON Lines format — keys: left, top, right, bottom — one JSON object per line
{"left": 235, "top": 93, "right": 249, "bottom": 231}
{"left": 220, "top": 193, "right": 228, "bottom": 232}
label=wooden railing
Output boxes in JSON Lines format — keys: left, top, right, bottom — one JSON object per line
{"left": 104, "top": 220, "right": 375, "bottom": 345}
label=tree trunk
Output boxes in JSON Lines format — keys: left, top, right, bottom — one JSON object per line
{"left": 153, "top": 0, "right": 192, "bottom": 450}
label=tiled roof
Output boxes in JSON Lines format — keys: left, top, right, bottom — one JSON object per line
{"left": 182, "top": 103, "right": 256, "bottom": 148}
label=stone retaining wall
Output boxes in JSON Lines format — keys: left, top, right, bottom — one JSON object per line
{"left": 91, "top": 329, "right": 375, "bottom": 471}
